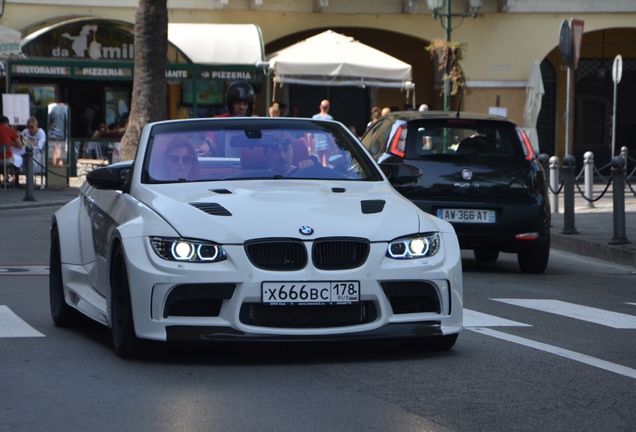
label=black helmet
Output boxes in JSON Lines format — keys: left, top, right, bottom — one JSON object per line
{"left": 225, "top": 81, "right": 255, "bottom": 116}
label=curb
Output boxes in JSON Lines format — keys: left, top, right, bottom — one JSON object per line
{"left": 551, "top": 231, "right": 636, "bottom": 267}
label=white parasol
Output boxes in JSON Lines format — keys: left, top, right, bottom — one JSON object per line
{"left": 522, "top": 60, "right": 544, "bottom": 153}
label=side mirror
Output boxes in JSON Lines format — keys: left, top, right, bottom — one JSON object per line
{"left": 380, "top": 162, "right": 422, "bottom": 188}
{"left": 86, "top": 163, "right": 132, "bottom": 192}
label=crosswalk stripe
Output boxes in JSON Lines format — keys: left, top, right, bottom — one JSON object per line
{"left": 0, "top": 266, "right": 49, "bottom": 276}
{"left": 470, "top": 327, "right": 636, "bottom": 380}
{"left": 0, "top": 306, "right": 45, "bottom": 338}
{"left": 494, "top": 299, "right": 636, "bottom": 329}
{"left": 464, "top": 309, "right": 531, "bottom": 328}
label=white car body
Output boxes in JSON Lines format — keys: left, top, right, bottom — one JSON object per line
{"left": 51, "top": 117, "right": 462, "bottom": 357}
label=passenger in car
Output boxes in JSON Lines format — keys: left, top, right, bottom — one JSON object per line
{"left": 159, "top": 137, "right": 200, "bottom": 181}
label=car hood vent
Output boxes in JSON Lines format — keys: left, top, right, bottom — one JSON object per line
{"left": 361, "top": 200, "right": 386, "bottom": 214}
{"left": 189, "top": 202, "right": 232, "bottom": 216}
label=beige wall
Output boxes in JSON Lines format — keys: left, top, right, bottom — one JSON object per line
{"left": 6, "top": 6, "right": 636, "bottom": 82}
{"left": 3, "top": 4, "right": 636, "bottom": 156}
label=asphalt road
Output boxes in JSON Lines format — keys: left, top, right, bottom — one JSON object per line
{"left": 1, "top": 206, "right": 635, "bottom": 432}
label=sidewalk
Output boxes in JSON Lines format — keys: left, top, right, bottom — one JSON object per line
{"left": 1, "top": 178, "right": 635, "bottom": 268}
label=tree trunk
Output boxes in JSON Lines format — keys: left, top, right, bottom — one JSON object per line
{"left": 119, "top": 0, "right": 168, "bottom": 162}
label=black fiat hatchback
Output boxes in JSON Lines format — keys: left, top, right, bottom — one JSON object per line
{"left": 362, "top": 111, "right": 550, "bottom": 273}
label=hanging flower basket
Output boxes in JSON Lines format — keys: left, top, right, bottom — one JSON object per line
{"left": 426, "top": 39, "right": 467, "bottom": 97}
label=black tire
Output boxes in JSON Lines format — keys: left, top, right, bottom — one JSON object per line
{"left": 49, "top": 226, "right": 81, "bottom": 326}
{"left": 110, "top": 246, "right": 141, "bottom": 358}
{"left": 399, "top": 333, "right": 459, "bottom": 351}
{"left": 518, "top": 235, "right": 550, "bottom": 274}
{"left": 474, "top": 248, "right": 499, "bottom": 262}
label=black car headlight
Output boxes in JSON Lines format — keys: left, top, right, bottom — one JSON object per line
{"left": 150, "top": 237, "right": 227, "bottom": 263}
{"left": 387, "top": 233, "right": 440, "bottom": 259}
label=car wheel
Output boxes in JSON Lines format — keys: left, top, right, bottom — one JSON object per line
{"left": 49, "top": 226, "right": 81, "bottom": 326}
{"left": 398, "top": 333, "right": 459, "bottom": 351}
{"left": 517, "top": 235, "right": 550, "bottom": 274}
{"left": 474, "top": 248, "right": 499, "bottom": 262}
{"left": 110, "top": 246, "right": 141, "bottom": 358}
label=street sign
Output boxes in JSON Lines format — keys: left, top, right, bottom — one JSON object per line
{"left": 558, "top": 20, "right": 572, "bottom": 63}
{"left": 612, "top": 54, "right": 623, "bottom": 84}
{"left": 571, "top": 19, "right": 585, "bottom": 70}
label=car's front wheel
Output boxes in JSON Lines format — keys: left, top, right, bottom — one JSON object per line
{"left": 517, "top": 234, "right": 550, "bottom": 274}
{"left": 50, "top": 226, "right": 81, "bottom": 326}
{"left": 110, "top": 246, "right": 141, "bottom": 358}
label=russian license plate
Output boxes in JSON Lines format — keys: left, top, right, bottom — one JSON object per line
{"left": 437, "top": 208, "right": 496, "bottom": 223}
{"left": 262, "top": 281, "right": 360, "bottom": 305}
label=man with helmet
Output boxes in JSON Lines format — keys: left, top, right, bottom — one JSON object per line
{"left": 216, "top": 80, "right": 256, "bottom": 117}
{"left": 200, "top": 81, "right": 256, "bottom": 156}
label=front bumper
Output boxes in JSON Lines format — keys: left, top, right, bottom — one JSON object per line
{"left": 121, "top": 234, "right": 463, "bottom": 342}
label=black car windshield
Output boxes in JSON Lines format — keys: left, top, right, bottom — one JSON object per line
{"left": 142, "top": 119, "right": 383, "bottom": 184}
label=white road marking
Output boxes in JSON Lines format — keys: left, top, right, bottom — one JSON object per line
{"left": 469, "top": 327, "right": 636, "bottom": 380}
{"left": 494, "top": 299, "right": 636, "bottom": 329}
{"left": 0, "top": 266, "right": 49, "bottom": 276}
{"left": 627, "top": 303, "right": 636, "bottom": 307}
{"left": 464, "top": 309, "right": 531, "bottom": 327}
{"left": 0, "top": 306, "right": 45, "bottom": 337}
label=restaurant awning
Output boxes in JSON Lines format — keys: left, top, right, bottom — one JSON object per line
{"left": 168, "top": 23, "right": 265, "bottom": 66}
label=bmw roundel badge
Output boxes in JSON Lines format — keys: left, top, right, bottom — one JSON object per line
{"left": 299, "top": 226, "right": 314, "bottom": 235}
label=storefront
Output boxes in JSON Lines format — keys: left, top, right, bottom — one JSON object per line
{"left": 5, "top": 18, "right": 267, "bottom": 179}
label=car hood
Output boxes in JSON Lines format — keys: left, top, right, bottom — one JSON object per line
{"left": 137, "top": 180, "right": 444, "bottom": 243}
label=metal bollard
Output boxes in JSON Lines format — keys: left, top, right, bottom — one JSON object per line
{"left": 561, "top": 155, "right": 578, "bottom": 234}
{"left": 107, "top": 143, "right": 114, "bottom": 165}
{"left": 23, "top": 145, "right": 36, "bottom": 202}
{"left": 584, "top": 151, "right": 594, "bottom": 208}
{"left": 609, "top": 156, "right": 630, "bottom": 244}
{"left": 549, "top": 155, "right": 560, "bottom": 214}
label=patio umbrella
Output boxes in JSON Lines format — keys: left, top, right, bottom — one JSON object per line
{"left": 522, "top": 60, "right": 544, "bottom": 153}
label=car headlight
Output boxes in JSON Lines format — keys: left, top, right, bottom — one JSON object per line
{"left": 150, "top": 237, "right": 227, "bottom": 263}
{"left": 387, "top": 233, "right": 440, "bottom": 259}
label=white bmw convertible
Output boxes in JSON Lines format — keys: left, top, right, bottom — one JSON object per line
{"left": 50, "top": 117, "right": 463, "bottom": 357}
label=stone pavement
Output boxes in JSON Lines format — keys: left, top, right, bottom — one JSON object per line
{"left": 1, "top": 178, "right": 635, "bottom": 268}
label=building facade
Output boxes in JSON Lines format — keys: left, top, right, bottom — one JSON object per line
{"left": 0, "top": 0, "right": 635, "bottom": 165}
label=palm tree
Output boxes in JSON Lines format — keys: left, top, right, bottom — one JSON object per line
{"left": 119, "top": 0, "right": 168, "bottom": 161}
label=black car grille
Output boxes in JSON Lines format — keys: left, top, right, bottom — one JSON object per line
{"left": 239, "top": 301, "right": 377, "bottom": 328}
{"left": 245, "top": 239, "right": 308, "bottom": 270}
{"left": 312, "top": 238, "right": 370, "bottom": 270}
{"left": 244, "top": 238, "right": 370, "bottom": 271}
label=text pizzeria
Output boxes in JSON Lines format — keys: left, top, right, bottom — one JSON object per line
{"left": 81, "top": 68, "right": 127, "bottom": 77}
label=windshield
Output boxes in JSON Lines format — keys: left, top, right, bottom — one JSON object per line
{"left": 142, "top": 119, "right": 383, "bottom": 184}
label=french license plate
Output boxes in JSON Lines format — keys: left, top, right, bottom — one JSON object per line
{"left": 262, "top": 281, "right": 360, "bottom": 305}
{"left": 437, "top": 208, "right": 496, "bottom": 223}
